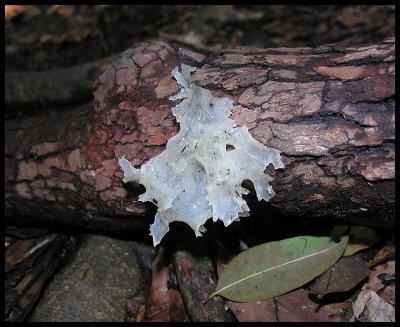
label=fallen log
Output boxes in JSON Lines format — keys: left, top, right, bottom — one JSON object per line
{"left": 5, "top": 56, "right": 116, "bottom": 119}
{"left": 5, "top": 39, "right": 395, "bottom": 234}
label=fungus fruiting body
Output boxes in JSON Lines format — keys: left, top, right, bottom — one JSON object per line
{"left": 119, "top": 64, "right": 284, "bottom": 246}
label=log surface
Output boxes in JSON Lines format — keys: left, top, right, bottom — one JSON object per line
{"left": 5, "top": 39, "right": 395, "bottom": 232}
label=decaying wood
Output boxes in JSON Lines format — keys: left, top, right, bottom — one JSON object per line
{"left": 169, "top": 227, "right": 237, "bottom": 322}
{"left": 5, "top": 55, "right": 116, "bottom": 119}
{"left": 5, "top": 39, "right": 395, "bottom": 233}
{"left": 5, "top": 230, "right": 78, "bottom": 322}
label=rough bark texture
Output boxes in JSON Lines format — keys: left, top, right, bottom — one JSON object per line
{"left": 5, "top": 230, "right": 77, "bottom": 322}
{"left": 5, "top": 39, "right": 395, "bottom": 233}
{"left": 169, "top": 227, "right": 237, "bottom": 322}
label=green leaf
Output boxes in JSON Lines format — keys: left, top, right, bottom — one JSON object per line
{"left": 208, "top": 234, "right": 348, "bottom": 302}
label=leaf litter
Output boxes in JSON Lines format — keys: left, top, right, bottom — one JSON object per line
{"left": 211, "top": 224, "right": 394, "bottom": 322}
{"left": 208, "top": 233, "right": 349, "bottom": 302}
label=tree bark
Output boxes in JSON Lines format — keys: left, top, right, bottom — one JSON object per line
{"left": 5, "top": 39, "right": 395, "bottom": 233}
{"left": 5, "top": 55, "right": 116, "bottom": 119}
{"left": 168, "top": 226, "right": 237, "bottom": 322}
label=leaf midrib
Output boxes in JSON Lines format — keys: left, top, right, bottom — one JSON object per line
{"left": 215, "top": 239, "right": 343, "bottom": 296}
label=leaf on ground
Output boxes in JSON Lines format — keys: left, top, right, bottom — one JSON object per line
{"left": 350, "top": 287, "right": 395, "bottom": 322}
{"left": 308, "top": 253, "right": 369, "bottom": 298}
{"left": 216, "top": 241, "right": 339, "bottom": 321}
{"left": 364, "top": 260, "right": 395, "bottom": 306}
{"left": 229, "top": 288, "right": 340, "bottom": 322}
{"left": 208, "top": 233, "right": 348, "bottom": 302}
{"left": 370, "top": 238, "right": 395, "bottom": 267}
{"left": 145, "top": 246, "right": 188, "bottom": 322}
{"left": 343, "top": 225, "right": 381, "bottom": 256}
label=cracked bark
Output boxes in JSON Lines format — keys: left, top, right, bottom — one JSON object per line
{"left": 5, "top": 39, "right": 395, "bottom": 234}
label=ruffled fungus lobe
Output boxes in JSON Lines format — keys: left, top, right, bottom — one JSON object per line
{"left": 119, "top": 64, "right": 284, "bottom": 246}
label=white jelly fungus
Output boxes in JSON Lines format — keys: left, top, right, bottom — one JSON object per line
{"left": 119, "top": 64, "right": 284, "bottom": 246}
